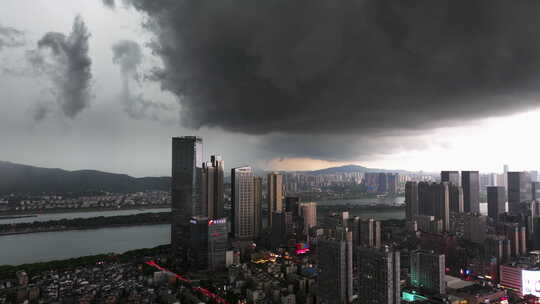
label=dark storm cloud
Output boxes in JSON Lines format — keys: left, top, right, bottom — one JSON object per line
{"left": 30, "top": 16, "right": 92, "bottom": 118}
{"left": 112, "top": 40, "right": 142, "bottom": 81}
{"left": 30, "top": 102, "right": 53, "bottom": 122}
{"left": 120, "top": 0, "right": 540, "bottom": 137}
{"left": 259, "top": 132, "right": 432, "bottom": 162}
{"left": 102, "top": 0, "right": 116, "bottom": 9}
{"left": 112, "top": 39, "right": 177, "bottom": 121}
{"left": 0, "top": 24, "right": 24, "bottom": 50}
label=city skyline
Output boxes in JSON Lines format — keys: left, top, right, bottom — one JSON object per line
{"left": 5, "top": 1, "right": 540, "bottom": 176}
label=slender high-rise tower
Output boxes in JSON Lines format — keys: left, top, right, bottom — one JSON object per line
{"left": 267, "top": 172, "right": 283, "bottom": 228}
{"left": 171, "top": 136, "right": 204, "bottom": 258}
{"left": 418, "top": 182, "right": 450, "bottom": 232}
{"left": 508, "top": 171, "right": 532, "bottom": 215}
{"left": 487, "top": 186, "right": 505, "bottom": 221}
{"left": 405, "top": 181, "right": 419, "bottom": 221}
{"left": 254, "top": 176, "right": 263, "bottom": 237}
{"left": 448, "top": 184, "right": 464, "bottom": 213}
{"left": 200, "top": 155, "right": 225, "bottom": 219}
{"left": 357, "top": 247, "right": 400, "bottom": 304}
{"left": 461, "top": 171, "right": 480, "bottom": 214}
{"left": 211, "top": 155, "right": 224, "bottom": 218}
{"left": 360, "top": 218, "right": 381, "bottom": 249}
{"left": 318, "top": 230, "right": 353, "bottom": 304}
{"left": 232, "top": 166, "right": 256, "bottom": 239}
{"left": 299, "top": 202, "right": 317, "bottom": 237}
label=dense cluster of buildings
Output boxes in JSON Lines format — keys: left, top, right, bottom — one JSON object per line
{"left": 402, "top": 169, "right": 540, "bottom": 303}
{"left": 283, "top": 171, "right": 408, "bottom": 195}
{"left": 170, "top": 137, "right": 318, "bottom": 273}
{"left": 0, "top": 261, "right": 203, "bottom": 304}
{"left": 7, "top": 135, "right": 540, "bottom": 304}
{"left": 168, "top": 137, "right": 521, "bottom": 303}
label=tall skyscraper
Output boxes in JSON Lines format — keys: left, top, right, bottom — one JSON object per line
{"left": 410, "top": 250, "right": 446, "bottom": 294}
{"left": 418, "top": 182, "right": 450, "bottom": 232}
{"left": 211, "top": 155, "right": 224, "bottom": 218}
{"left": 318, "top": 231, "right": 353, "bottom": 304}
{"left": 487, "top": 186, "right": 506, "bottom": 221}
{"left": 508, "top": 171, "right": 532, "bottom": 215}
{"left": 285, "top": 196, "right": 301, "bottom": 217}
{"left": 532, "top": 182, "right": 540, "bottom": 200}
{"left": 405, "top": 181, "right": 419, "bottom": 221}
{"left": 441, "top": 171, "right": 460, "bottom": 185}
{"left": 461, "top": 171, "right": 480, "bottom": 213}
{"left": 200, "top": 162, "right": 214, "bottom": 218}
{"left": 199, "top": 155, "right": 225, "bottom": 219}
{"left": 270, "top": 211, "right": 293, "bottom": 248}
{"left": 231, "top": 166, "right": 256, "bottom": 240}
{"left": 503, "top": 164, "right": 509, "bottom": 190}
{"left": 449, "top": 184, "right": 464, "bottom": 213}
{"left": 188, "top": 217, "right": 228, "bottom": 271}
{"left": 359, "top": 218, "right": 381, "bottom": 249}
{"left": 357, "top": 247, "right": 400, "bottom": 304}
{"left": 378, "top": 173, "right": 389, "bottom": 194}
{"left": 387, "top": 173, "right": 399, "bottom": 194}
{"left": 299, "top": 202, "right": 317, "bottom": 236}
{"left": 253, "top": 176, "right": 263, "bottom": 237}
{"left": 171, "top": 136, "right": 204, "bottom": 258}
{"left": 267, "top": 172, "right": 284, "bottom": 228}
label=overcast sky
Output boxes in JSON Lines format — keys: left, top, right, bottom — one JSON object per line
{"left": 2, "top": 0, "right": 540, "bottom": 176}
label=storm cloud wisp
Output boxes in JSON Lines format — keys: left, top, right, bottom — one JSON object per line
{"left": 29, "top": 16, "right": 92, "bottom": 118}
{"left": 0, "top": 24, "right": 25, "bottom": 50}
{"left": 112, "top": 39, "right": 177, "bottom": 121}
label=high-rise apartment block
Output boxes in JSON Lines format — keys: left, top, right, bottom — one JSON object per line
{"left": 405, "top": 181, "right": 419, "bottom": 221}
{"left": 461, "top": 171, "right": 480, "bottom": 214}
{"left": 270, "top": 211, "right": 293, "bottom": 248}
{"left": 299, "top": 202, "right": 317, "bottom": 236}
{"left": 359, "top": 218, "right": 381, "bottom": 249}
{"left": 487, "top": 186, "right": 506, "bottom": 221}
{"left": 418, "top": 182, "right": 450, "bottom": 232}
{"left": 410, "top": 250, "right": 446, "bottom": 294}
{"left": 357, "top": 247, "right": 400, "bottom": 304}
{"left": 318, "top": 231, "right": 353, "bottom": 304}
{"left": 449, "top": 184, "right": 464, "bottom": 213}
{"left": 232, "top": 166, "right": 256, "bottom": 240}
{"left": 508, "top": 171, "right": 532, "bottom": 215}
{"left": 253, "top": 176, "right": 263, "bottom": 237}
{"left": 532, "top": 182, "right": 540, "bottom": 200}
{"left": 267, "top": 172, "right": 284, "bottom": 228}
{"left": 285, "top": 196, "right": 301, "bottom": 217}
{"left": 413, "top": 215, "right": 443, "bottom": 234}
{"left": 201, "top": 155, "right": 224, "bottom": 219}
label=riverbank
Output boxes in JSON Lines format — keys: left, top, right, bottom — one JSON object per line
{"left": 0, "top": 205, "right": 171, "bottom": 216}
{"left": 0, "top": 212, "right": 170, "bottom": 236}
{"left": 0, "top": 222, "right": 168, "bottom": 236}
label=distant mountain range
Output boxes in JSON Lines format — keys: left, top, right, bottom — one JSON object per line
{"left": 0, "top": 161, "right": 413, "bottom": 195}
{"left": 308, "top": 164, "right": 410, "bottom": 175}
{"left": 0, "top": 161, "right": 170, "bottom": 195}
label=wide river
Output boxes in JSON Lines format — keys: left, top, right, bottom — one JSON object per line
{"left": 0, "top": 200, "right": 487, "bottom": 266}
